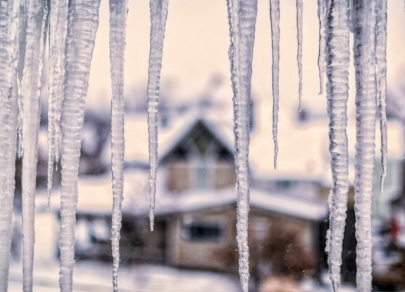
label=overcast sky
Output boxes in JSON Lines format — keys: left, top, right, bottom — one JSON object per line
{"left": 86, "top": 0, "right": 405, "bottom": 125}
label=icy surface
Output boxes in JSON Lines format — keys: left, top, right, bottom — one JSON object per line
{"left": 59, "top": 0, "right": 101, "bottom": 290}
{"left": 375, "top": 0, "right": 387, "bottom": 194}
{"left": 324, "top": 1, "right": 350, "bottom": 290}
{"left": 109, "top": 0, "right": 127, "bottom": 290}
{"left": 147, "top": 0, "right": 169, "bottom": 231}
{"left": 226, "top": 0, "right": 257, "bottom": 290}
{"left": 17, "top": 0, "right": 27, "bottom": 157}
{"left": 317, "top": 0, "right": 326, "bottom": 94}
{"left": 296, "top": 0, "right": 303, "bottom": 111}
{"left": 352, "top": 1, "right": 377, "bottom": 291}
{"left": 269, "top": 0, "right": 279, "bottom": 168}
{"left": 47, "top": 0, "right": 68, "bottom": 207}
{"left": 20, "top": 0, "right": 48, "bottom": 290}
{"left": 0, "top": 0, "right": 19, "bottom": 290}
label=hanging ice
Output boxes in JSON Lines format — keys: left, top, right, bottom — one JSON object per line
{"left": 375, "top": 0, "right": 387, "bottom": 193}
{"left": 324, "top": 0, "right": 350, "bottom": 291}
{"left": 269, "top": 0, "right": 279, "bottom": 169}
{"left": 59, "top": 0, "right": 101, "bottom": 290}
{"left": 296, "top": 0, "right": 303, "bottom": 110}
{"left": 47, "top": 0, "right": 69, "bottom": 207}
{"left": 352, "top": 0, "right": 377, "bottom": 291}
{"left": 226, "top": 0, "right": 257, "bottom": 290}
{"left": 317, "top": 0, "right": 326, "bottom": 94}
{"left": 20, "top": 0, "right": 48, "bottom": 290}
{"left": 0, "top": 0, "right": 19, "bottom": 291}
{"left": 109, "top": 0, "right": 128, "bottom": 290}
{"left": 147, "top": 0, "right": 169, "bottom": 231}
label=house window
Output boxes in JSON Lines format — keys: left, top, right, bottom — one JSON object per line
{"left": 196, "top": 164, "right": 208, "bottom": 189}
{"left": 184, "top": 222, "right": 223, "bottom": 241}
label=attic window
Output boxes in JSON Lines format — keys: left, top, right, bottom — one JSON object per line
{"left": 183, "top": 222, "right": 223, "bottom": 241}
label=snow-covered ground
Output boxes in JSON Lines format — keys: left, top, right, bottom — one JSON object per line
{"left": 8, "top": 260, "right": 242, "bottom": 292}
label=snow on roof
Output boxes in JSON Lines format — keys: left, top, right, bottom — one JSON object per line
{"left": 45, "top": 173, "right": 327, "bottom": 222}
{"left": 102, "top": 109, "right": 234, "bottom": 165}
{"left": 152, "top": 187, "right": 328, "bottom": 222}
{"left": 101, "top": 108, "right": 403, "bottom": 186}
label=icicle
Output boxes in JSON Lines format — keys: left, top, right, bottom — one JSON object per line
{"left": 296, "top": 0, "right": 303, "bottom": 111}
{"left": 59, "top": 0, "right": 101, "bottom": 290}
{"left": 0, "top": 0, "right": 20, "bottom": 290}
{"left": 352, "top": 1, "right": 377, "bottom": 291}
{"left": 109, "top": 0, "right": 128, "bottom": 290}
{"left": 20, "top": 0, "right": 48, "bottom": 290}
{"left": 17, "top": 0, "right": 27, "bottom": 159}
{"left": 317, "top": 0, "right": 326, "bottom": 95}
{"left": 47, "top": 0, "right": 69, "bottom": 208}
{"left": 269, "top": 0, "right": 279, "bottom": 169}
{"left": 375, "top": 0, "right": 387, "bottom": 194}
{"left": 147, "top": 0, "right": 169, "bottom": 231}
{"left": 324, "top": 0, "right": 350, "bottom": 291}
{"left": 226, "top": 0, "right": 257, "bottom": 290}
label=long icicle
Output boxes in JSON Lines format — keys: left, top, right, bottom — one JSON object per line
{"left": 17, "top": 0, "right": 27, "bottom": 157}
{"left": 109, "top": 0, "right": 128, "bottom": 290}
{"left": 352, "top": 1, "right": 377, "bottom": 291}
{"left": 147, "top": 0, "right": 169, "bottom": 231}
{"left": 296, "top": 0, "right": 303, "bottom": 111}
{"left": 47, "top": 0, "right": 69, "bottom": 208}
{"left": 226, "top": 0, "right": 258, "bottom": 290}
{"left": 59, "top": 0, "right": 101, "bottom": 290}
{"left": 0, "top": 0, "right": 20, "bottom": 290}
{"left": 269, "top": 0, "right": 280, "bottom": 169}
{"left": 324, "top": 0, "right": 350, "bottom": 291}
{"left": 317, "top": 0, "right": 326, "bottom": 95}
{"left": 21, "top": 0, "right": 48, "bottom": 290}
{"left": 375, "top": 0, "right": 387, "bottom": 194}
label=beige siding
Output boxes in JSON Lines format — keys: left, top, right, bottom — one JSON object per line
{"left": 167, "top": 163, "right": 189, "bottom": 192}
{"left": 214, "top": 163, "right": 236, "bottom": 189}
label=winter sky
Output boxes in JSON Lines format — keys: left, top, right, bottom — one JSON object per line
{"left": 86, "top": 0, "right": 405, "bottom": 124}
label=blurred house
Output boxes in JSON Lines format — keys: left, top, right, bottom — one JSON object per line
{"left": 30, "top": 104, "right": 404, "bottom": 287}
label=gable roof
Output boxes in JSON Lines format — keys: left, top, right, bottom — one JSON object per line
{"left": 102, "top": 109, "right": 234, "bottom": 166}
{"left": 43, "top": 172, "right": 327, "bottom": 222}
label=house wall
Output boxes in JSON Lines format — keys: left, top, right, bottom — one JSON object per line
{"left": 165, "top": 161, "right": 236, "bottom": 193}
{"left": 166, "top": 206, "right": 316, "bottom": 273}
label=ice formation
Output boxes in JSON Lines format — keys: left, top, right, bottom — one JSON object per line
{"left": 317, "top": 0, "right": 326, "bottom": 94}
{"left": 375, "top": 0, "right": 387, "bottom": 194}
{"left": 47, "top": 0, "right": 68, "bottom": 207}
{"left": 296, "top": 0, "right": 303, "bottom": 111}
{"left": 352, "top": 1, "right": 377, "bottom": 291}
{"left": 147, "top": 0, "right": 169, "bottom": 231}
{"left": 0, "top": 0, "right": 393, "bottom": 291}
{"left": 226, "top": 0, "right": 257, "bottom": 290}
{"left": 0, "top": 0, "right": 19, "bottom": 290}
{"left": 58, "top": 0, "right": 101, "bottom": 290}
{"left": 21, "top": 0, "right": 48, "bottom": 290}
{"left": 109, "top": 0, "right": 128, "bottom": 290}
{"left": 324, "top": 0, "right": 350, "bottom": 291}
{"left": 270, "top": 0, "right": 280, "bottom": 169}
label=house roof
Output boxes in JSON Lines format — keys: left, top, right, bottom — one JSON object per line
{"left": 43, "top": 172, "right": 327, "bottom": 222}
{"left": 101, "top": 109, "right": 234, "bottom": 166}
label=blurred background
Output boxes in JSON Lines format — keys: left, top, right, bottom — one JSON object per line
{"left": 8, "top": 0, "right": 405, "bottom": 291}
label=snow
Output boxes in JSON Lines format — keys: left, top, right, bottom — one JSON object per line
{"left": 43, "top": 176, "right": 328, "bottom": 222}
{"left": 8, "top": 261, "right": 242, "bottom": 292}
